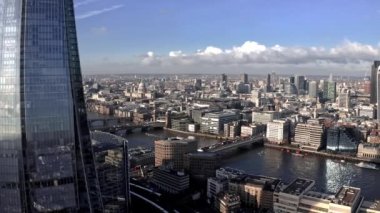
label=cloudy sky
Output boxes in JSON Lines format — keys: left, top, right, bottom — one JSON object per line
{"left": 75, "top": 0, "right": 380, "bottom": 76}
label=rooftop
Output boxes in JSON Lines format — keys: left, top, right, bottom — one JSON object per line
{"left": 282, "top": 178, "right": 315, "bottom": 196}
{"left": 361, "top": 200, "right": 380, "bottom": 211}
{"left": 333, "top": 186, "right": 361, "bottom": 207}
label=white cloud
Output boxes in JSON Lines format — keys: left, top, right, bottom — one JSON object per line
{"left": 140, "top": 40, "right": 380, "bottom": 69}
{"left": 169, "top": 50, "right": 184, "bottom": 57}
{"left": 76, "top": 4, "right": 124, "bottom": 20}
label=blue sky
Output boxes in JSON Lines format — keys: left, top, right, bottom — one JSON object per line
{"left": 74, "top": 0, "right": 380, "bottom": 75}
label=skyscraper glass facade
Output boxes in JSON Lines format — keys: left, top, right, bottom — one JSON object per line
{"left": 0, "top": 0, "right": 103, "bottom": 212}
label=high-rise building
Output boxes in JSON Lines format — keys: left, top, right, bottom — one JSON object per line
{"left": 91, "top": 131, "right": 130, "bottom": 213}
{"left": 295, "top": 75, "right": 305, "bottom": 93}
{"left": 0, "top": 1, "right": 103, "bottom": 212}
{"left": 370, "top": 61, "right": 380, "bottom": 104}
{"left": 308, "top": 81, "right": 318, "bottom": 98}
{"left": 337, "top": 90, "right": 351, "bottom": 108}
{"left": 266, "top": 74, "right": 272, "bottom": 92}
{"left": 241, "top": 73, "right": 248, "bottom": 84}
{"left": 222, "top": 73, "right": 228, "bottom": 82}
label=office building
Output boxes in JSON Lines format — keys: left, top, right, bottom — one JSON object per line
{"left": 357, "top": 143, "right": 380, "bottom": 160}
{"left": 224, "top": 121, "right": 241, "bottom": 138}
{"left": 266, "top": 120, "right": 290, "bottom": 144}
{"left": 215, "top": 193, "right": 241, "bottom": 213}
{"left": 152, "top": 167, "right": 190, "bottom": 194}
{"left": 222, "top": 73, "right": 228, "bottom": 83}
{"left": 294, "top": 123, "right": 325, "bottom": 151}
{"left": 91, "top": 131, "right": 130, "bottom": 213}
{"left": 252, "top": 111, "right": 280, "bottom": 124}
{"left": 326, "top": 126, "right": 360, "bottom": 153}
{"left": 308, "top": 81, "right": 318, "bottom": 98}
{"left": 201, "top": 111, "right": 240, "bottom": 135}
{"left": 184, "top": 152, "right": 221, "bottom": 178}
{"left": 194, "top": 78, "right": 202, "bottom": 90}
{"left": 266, "top": 74, "right": 272, "bottom": 92}
{"left": 241, "top": 125, "right": 257, "bottom": 138}
{"left": 337, "top": 91, "right": 351, "bottom": 108}
{"left": 0, "top": 1, "right": 103, "bottom": 211}
{"left": 155, "top": 137, "right": 198, "bottom": 170}
{"left": 290, "top": 76, "right": 295, "bottom": 84}
{"left": 273, "top": 178, "right": 315, "bottom": 212}
{"left": 285, "top": 83, "right": 298, "bottom": 95}
{"left": 370, "top": 61, "right": 380, "bottom": 104}
{"left": 229, "top": 175, "right": 281, "bottom": 210}
{"left": 207, "top": 178, "right": 229, "bottom": 203}
{"left": 251, "top": 90, "right": 262, "bottom": 107}
{"left": 171, "top": 118, "right": 192, "bottom": 132}
{"left": 357, "top": 105, "right": 376, "bottom": 119}
{"left": 241, "top": 73, "right": 248, "bottom": 84}
{"left": 321, "top": 80, "right": 337, "bottom": 101}
{"left": 295, "top": 75, "right": 306, "bottom": 93}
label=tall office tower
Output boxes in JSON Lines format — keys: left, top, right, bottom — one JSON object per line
{"left": 295, "top": 75, "right": 305, "bottom": 92}
{"left": 266, "top": 73, "right": 272, "bottom": 92}
{"left": 370, "top": 61, "right": 380, "bottom": 104}
{"left": 222, "top": 73, "right": 228, "bottom": 83}
{"left": 241, "top": 73, "right": 248, "bottom": 84}
{"left": 308, "top": 81, "right": 317, "bottom": 98}
{"left": 0, "top": 1, "right": 103, "bottom": 212}
{"left": 289, "top": 76, "right": 295, "bottom": 84}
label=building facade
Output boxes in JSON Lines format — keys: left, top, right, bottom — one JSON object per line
{"left": 91, "top": 131, "right": 130, "bottom": 213}
{"left": 0, "top": 1, "right": 103, "bottom": 212}
{"left": 152, "top": 167, "right": 189, "bottom": 194}
{"left": 294, "top": 123, "right": 325, "bottom": 151}
{"left": 155, "top": 137, "right": 197, "bottom": 170}
{"left": 266, "top": 120, "right": 290, "bottom": 144}
{"left": 201, "top": 111, "right": 240, "bottom": 135}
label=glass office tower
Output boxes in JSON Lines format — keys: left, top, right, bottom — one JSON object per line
{"left": 0, "top": 0, "right": 103, "bottom": 212}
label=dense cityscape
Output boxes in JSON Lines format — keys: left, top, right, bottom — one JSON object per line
{"left": 1, "top": 0, "right": 380, "bottom": 213}
{"left": 84, "top": 71, "right": 380, "bottom": 212}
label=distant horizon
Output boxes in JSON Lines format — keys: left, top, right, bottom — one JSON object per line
{"left": 76, "top": 0, "right": 380, "bottom": 75}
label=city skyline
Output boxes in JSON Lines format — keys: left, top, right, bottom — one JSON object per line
{"left": 75, "top": 0, "right": 380, "bottom": 75}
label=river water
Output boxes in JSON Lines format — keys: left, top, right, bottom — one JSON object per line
{"left": 87, "top": 112, "right": 380, "bottom": 200}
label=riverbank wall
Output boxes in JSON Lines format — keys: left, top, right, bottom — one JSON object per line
{"left": 264, "top": 143, "right": 380, "bottom": 164}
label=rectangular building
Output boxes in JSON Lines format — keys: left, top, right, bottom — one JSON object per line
{"left": 152, "top": 167, "right": 190, "bottom": 194}
{"left": 266, "top": 120, "right": 290, "bottom": 144}
{"left": 201, "top": 111, "right": 240, "bottom": 135}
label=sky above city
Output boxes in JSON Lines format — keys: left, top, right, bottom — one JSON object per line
{"left": 74, "top": 0, "right": 380, "bottom": 76}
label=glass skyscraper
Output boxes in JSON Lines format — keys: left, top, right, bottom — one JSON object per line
{"left": 0, "top": 0, "right": 103, "bottom": 212}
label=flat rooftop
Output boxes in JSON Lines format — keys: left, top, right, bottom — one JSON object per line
{"left": 333, "top": 186, "right": 361, "bottom": 207}
{"left": 361, "top": 200, "right": 380, "bottom": 211}
{"left": 282, "top": 178, "right": 315, "bottom": 196}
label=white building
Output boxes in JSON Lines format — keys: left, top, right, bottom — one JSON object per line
{"left": 266, "top": 120, "right": 290, "bottom": 144}
{"left": 207, "top": 177, "right": 229, "bottom": 203}
{"left": 294, "top": 123, "right": 325, "bottom": 151}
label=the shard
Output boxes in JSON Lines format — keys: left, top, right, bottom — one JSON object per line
{"left": 0, "top": 0, "right": 103, "bottom": 212}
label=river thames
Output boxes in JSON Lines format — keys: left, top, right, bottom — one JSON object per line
{"left": 87, "top": 113, "right": 380, "bottom": 200}
{"left": 124, "top": 129, "right": 380, "bottom": 200}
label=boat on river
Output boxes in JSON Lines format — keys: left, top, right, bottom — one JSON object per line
{"left": 355, "top": 162, "right": 379, "bottom": 170}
